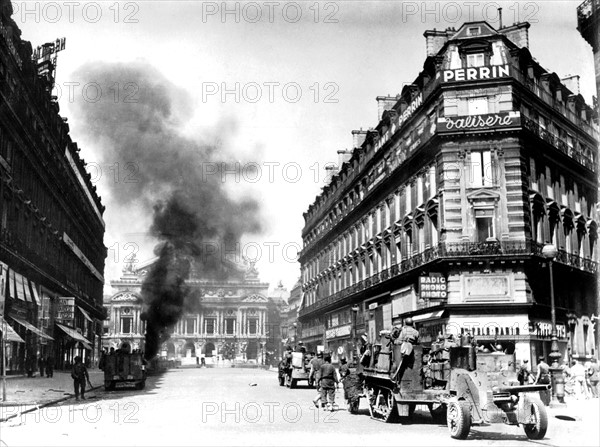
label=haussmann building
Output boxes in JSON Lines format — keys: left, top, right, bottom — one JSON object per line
{"left": 297, "top": 20, "right": 599, "bottom": 371}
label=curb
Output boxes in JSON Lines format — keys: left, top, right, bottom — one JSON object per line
{"left": 0, "top": 383, "right": 104, "bottom": 423}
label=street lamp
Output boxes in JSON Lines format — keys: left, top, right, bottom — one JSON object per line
{"left": 351, "top": 306, "right": 359, "bottom": 361}
{"left": 541, "top": 243, "right": 564, "bottom": 402}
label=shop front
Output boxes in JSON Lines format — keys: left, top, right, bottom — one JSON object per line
{"left": 325, "top": 324, "right": 354, "bottom": 364}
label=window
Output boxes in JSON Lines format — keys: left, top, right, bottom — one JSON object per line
{"left": 185, "top": 318, "right": 195, "bottom": 335}
{"left": 225, "top": 319, "right": 235, "bottom": 335}
{"left": 467, "top": 96, "right": 488, "bottom": 115}
{"left": 248, "top": 319, "right": 258, "bottom": 335}
{"left": 121, "top": 317, "right": 132, "bottom": 334}
{"left": 467, "top": 27, "right": 481, "bottom": 36}
{"left": 469, "top": 151, "right": 493, "bottom": 187}
{"left": 466, "top": 53, "right": 484, "bottom": 67}
{"left": 205, "top": 318, "right": 215, "bottom": 335}
{"left": 475, "top": 216, "right": 495, "bottom": 242}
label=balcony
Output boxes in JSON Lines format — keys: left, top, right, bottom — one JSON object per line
{"left": 299, "top": 240, "right": 597, "bottom": 317}
{"left": 522, "top": 116, "right": 596, "bottom": 172}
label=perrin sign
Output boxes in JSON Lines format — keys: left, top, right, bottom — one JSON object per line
{"left": 419, "top": 275, "right": 447, "bottom": 299}
{"left": 442, "top": 64, "right": 510, "bottom": 83}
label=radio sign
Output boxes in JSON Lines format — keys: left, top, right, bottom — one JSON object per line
{"left": 419, "top": 275, "right": 447, "bottom": 299}
{"left": 442, "top": 64, "right": 510, "bottom": 83}
{"left": 57, "top": 297, "right": 75, "bottom": 324}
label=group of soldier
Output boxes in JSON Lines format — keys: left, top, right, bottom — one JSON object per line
{"left": 278, "top": 317, "right": 420, "bottom": 412}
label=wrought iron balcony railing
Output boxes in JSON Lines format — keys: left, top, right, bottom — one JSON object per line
{"left": 299, "top": 240, "right": 597, "bottom": 317}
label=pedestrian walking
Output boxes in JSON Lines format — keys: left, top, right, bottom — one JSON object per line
{"left": 570, "top": 360, "right": 590, "bottom": 400}
{"left": 587, "top": 359, "right": 599, "bottom": 398}
{"left": 71, "top": 356, "right": 90, "bottom": 401}
{"left": 45, "top": 355, "right": 54, "bottom": 378}
{"left": 38, "top": 356, "right": 45, "bottom": 378}
{"left": 318, "top": 354, "right": 339, "bottom": 411}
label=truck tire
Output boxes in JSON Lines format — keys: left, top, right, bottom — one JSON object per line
{"left": 105, "top": 381, "right": 115, "bottom": 391}
{"left": 523, "top": 397, "right": 548, "bottom": 440}
{"left": 447, "top": 401, "right": 471, "bottom": 439}
{"left": 290, "top": 379, "right": 297, "bottom": 389}
{"left": 136, "top": 380, "right": 146, "bottom": 390}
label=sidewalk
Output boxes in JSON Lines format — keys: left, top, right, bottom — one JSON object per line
{"left": 0, "top": 370, "right": 104, "bottom": 422}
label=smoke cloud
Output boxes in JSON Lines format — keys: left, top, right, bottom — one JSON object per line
{"left": 72, "top": 61, "right": 262, "bottom": 359}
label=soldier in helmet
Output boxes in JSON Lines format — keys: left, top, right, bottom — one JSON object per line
{"left": 391, "top": 317, "right": 420, "bottom": 381}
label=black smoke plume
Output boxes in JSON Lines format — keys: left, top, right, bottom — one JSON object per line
{"left": 72, "top": 62, "right": 262, "bottom": 359}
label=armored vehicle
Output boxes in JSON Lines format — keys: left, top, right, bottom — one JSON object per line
{"left": 103, "top": 351, "right": 147, "bottom": 391}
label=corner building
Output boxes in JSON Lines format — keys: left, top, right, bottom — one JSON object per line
{"left": 298, "top": 21, "right": 599, "bottom": 370}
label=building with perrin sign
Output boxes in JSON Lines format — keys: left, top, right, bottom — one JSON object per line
{"left": 298, "top": 20, "right": 598, "bottom": 371}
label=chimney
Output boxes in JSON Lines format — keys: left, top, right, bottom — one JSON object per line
{"left": 498, "top": 8, "right": 503, "bottom": 29}
{"left": 561, "top": 75, "right": 580, "bottom": 95}
{"left": 423, "top": 28, "right": 452, "bottom": 57}
{"left": 498, "top": 22, "right": 530, "bottom": 48}
{"left": 337, "top": 149, "right": 352, "bottom": 167}
{"left": 376, "top": 95, "right": 397, "bottom": 121}
{"left": 351, "top": 129, "right": 368, "bottom": 148}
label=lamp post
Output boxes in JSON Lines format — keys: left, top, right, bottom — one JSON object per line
{"left": 351, "top": 306, "right": 359, "bottom": 361}
{"left": 541, "top": 243, "right": 564, "bottom": 403}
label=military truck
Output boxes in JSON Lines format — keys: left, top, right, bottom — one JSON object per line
{"left": 357, "top": 331, "right": 549, "bottom": 440}
{"left": 282, "top": 352, "right": 312, "bottom": 388}
{"left": 103, "top": 351, "right": 147, "bottom": 391}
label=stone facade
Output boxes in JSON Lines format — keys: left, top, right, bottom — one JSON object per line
{"left": 299, "top": 20, "right": 599, "bottom": 369}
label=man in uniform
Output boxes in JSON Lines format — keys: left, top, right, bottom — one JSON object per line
{"left": 318, "top": 354, "right": 339, "bottom": 411}
{"left": 71, "top": 356, "right": 90, "bottom": 401}
{"left": 391, "top": 317, "right": 420, "bottom": 382}
{"left": 310, "top": 351, "right": 324, "bottom": 407}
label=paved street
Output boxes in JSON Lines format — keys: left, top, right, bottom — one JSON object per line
{"left": 0, "top": 367, "right": 599, "bottom": 446}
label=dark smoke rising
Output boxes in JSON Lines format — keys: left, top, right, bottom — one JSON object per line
{"left": 72, "top": 62, "right": 262, "bottom": 359}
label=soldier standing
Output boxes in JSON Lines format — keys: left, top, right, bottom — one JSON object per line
{"left": 318, "top": 354, "right": 339, "bottom": 411}
{"left": 391, "top": 317, "right": 420, "bottom": 381}
{"left": 71, "top": 356, "right": 90, "bottom": 401}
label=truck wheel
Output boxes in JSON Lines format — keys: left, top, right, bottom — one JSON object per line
{"left": 447, "top": 401, "right": 471, "bottom": 439}
{"left": 136, "top": 380, "right": 146, "bottom": 390}
{"left": 105, "top": 381, "right": 115, "bottom": 391}
{"left": 290, "top": 379, "right": 297, "bottom": 389}
{"left": 523, "top": 397, "right": 548, "bottom": 440}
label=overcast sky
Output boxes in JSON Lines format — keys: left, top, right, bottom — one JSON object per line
{"left": 13, "top": 0, "right": 596, "bottom": 295}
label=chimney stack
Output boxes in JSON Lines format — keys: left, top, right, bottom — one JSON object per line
{"left": 561, "top": 75, "right": 580, "bottom": 95}
{"left": 376, "top": 95, "right": 398, "bottom": 121}
{"left": 423, "top": 28, "right": 453, "bottom": 57}
{"left": 498, "top": 22, "right": 530, "bottom": 48}
{"left": 337, "top": 149, "right": 352, "bottom": 167}
{"left": 351, "top": 129, "right": 368, "bottom": 148}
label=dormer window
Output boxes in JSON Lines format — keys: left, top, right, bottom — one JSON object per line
{"left": 467, "top": 26, "right": 481, "bottom": 36}
{"left": 467, "top": 53, "right": 485, "bottom": 68}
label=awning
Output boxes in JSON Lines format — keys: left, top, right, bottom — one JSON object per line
{"left": 55, "top": 323, "right": 92, "bottom": 345}
{"left": 412, "top": 310, "right": 445, "bottom": 323}
{"left": 10, "top": 316, "right": 54, "bottom": 340}
{"left": 79, "top": 341, "right": 92, "bottom": 350}
{"left": 77, "top": 306, "right": 92, "bottom": 322}
{"left": 0, "top": 317, "right": 25, "bottom": 343}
